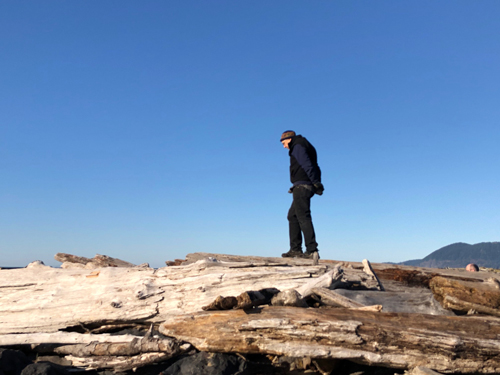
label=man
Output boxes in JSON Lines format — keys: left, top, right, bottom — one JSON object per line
{"left": 280, "top": 130, "right": 324, "bottom": 259}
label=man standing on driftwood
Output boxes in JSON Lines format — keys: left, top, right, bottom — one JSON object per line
{"left": 280, "top": 130, "right": 324, "bottom": 260}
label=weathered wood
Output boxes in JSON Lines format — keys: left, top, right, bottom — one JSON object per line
{"left": 442, "top": 296, "right": 500, "bottom": 317}
{"left": 331, "top": 287, "right": 453, "bottom": 315}
{"left": 66, "top": 352, "right": 173, "bottom": 372}
{"left": 430, "top": 275, "right": 500, "bottom": 314}
{"left": 4, "top": 252, "right": 500, "bottom": 374}
{"left": 296, "top": 266, "right": 343, "bottom": 297}
{"left": 0, "top": 330, "right": 189, "bottom": 372}
{"left": 311, "top": 287, "right": 366, "bottom": 309}
{"left": 0, "top": 332, "right": 143, "bottom": 346}
{"left": 407, "top": 366, "right": 444, "bottom": 375}
{"left": 354, "top": 304, "right": 382, "bottom": 312}
{"left": 184, "top": 253, "right": 495, "bottom": 284}
{"left": 0, "top": 258, "right": 329, "bottom": 334}
{"left": 55, "top": 253, "right": 136, "bottom": 268}
{"left": 1, "top": 254, "right": 498, "bottom": 336}
{"left": 54, "top": 335, "right": 186, "bottom": 357}
{"left": 362, "top": 259, "right": 385, "bottom": 291}
{"left": 159, "top": 306, "right": 500, "bottom": 373}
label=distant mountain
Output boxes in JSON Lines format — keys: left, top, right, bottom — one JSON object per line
{"left": 400, "top": 242, "right": 500, "bottom": 269}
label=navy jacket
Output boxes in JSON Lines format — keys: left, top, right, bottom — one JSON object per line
{"left": 288, "top": 135, "right": 321, "bottom": 186}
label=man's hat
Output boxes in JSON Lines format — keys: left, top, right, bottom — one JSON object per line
{"left": 280, "top": 130, "right": 296, "bottom": 142}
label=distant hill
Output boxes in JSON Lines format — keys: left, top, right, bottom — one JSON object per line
{"left": 400, "top": 242, "right": 500, "bottom": 269}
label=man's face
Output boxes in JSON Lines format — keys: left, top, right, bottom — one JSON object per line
{"left": 281, "top": 139, "right": 292, "bottom": 149}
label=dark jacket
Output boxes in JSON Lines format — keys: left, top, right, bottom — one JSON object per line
{"left": 288, "top": 135, "right": 321, "bottom": 186}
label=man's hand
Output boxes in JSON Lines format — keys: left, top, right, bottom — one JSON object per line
{"left": 314, "top": 182, "right": 324, "bottom": 195}
{"left": 288, "top": 186, "right": 294, "bottom": 194}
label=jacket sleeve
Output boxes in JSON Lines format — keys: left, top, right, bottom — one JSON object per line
{"left": 291, "top": 144, "right": 320, "bottom": 184}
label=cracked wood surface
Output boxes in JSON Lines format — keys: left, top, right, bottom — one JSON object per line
{"left": 0, "top": 266, "right": 161, "bottom": 334}
{"left": 0, "top": 331, "right": 145, "bottom": 346}
{"left": 430, "top": 275, "right": 500, "bottom": 314}
{"left": 0, "top": 258, "right": 328, "bottom": 334}
{"left": 159, "top": 306, "right": 500, "bottom": 373}
{"left": 2, "top": 253, "right": 499, "bottom": 333}
{"left": 3, "top": 252, "right": 500, "bottom": 373}
{"left": 66, "top": 352, "right": 174, "bottom": 372}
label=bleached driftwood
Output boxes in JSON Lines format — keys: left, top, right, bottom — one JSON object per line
{"left": 354, "top": 304, "right": 383, "bottom": 312}
{"left": 311, "top": 287, "right": 366, "bottom": 309}
{"left": 442, "top": 296, "right": 500, "bottom": 317}
{"left": 0, "top": 257, "right": 328, "bottom": 334}
{"left": 4, "top": 252, "right": 500, "bottom": 374}
{"left": 331, "top": 288, "right": 453, "bottom": 315}
{"left": 54, "top": 335, "right": 186, "bottom": 357}
{"left": 159, "top": 306, "right": 500, "bottom": 373}
{"left": 66, "top": 352, "right": 174, "bottom": 372}
{"left": 55, "top": 253, "right": 137, "bottom": 268}
{"left": 320, "top": 291, "right": 382, "bottom": 312}
{"left": 0, "top": 332, "right": 143, "bottom": 346}
{"left": 0, "top": 329, "right": 189, "bottom": 372}
{"left": 296, "top": 265, "right": 343, "bottom": 297}
{"left": 362, "top": 259, "right": 385, "bottom": 291}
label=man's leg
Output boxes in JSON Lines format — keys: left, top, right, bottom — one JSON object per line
{"left": 282, "top": 195, "right": 304, "bottom": 257}
{"left": 287, "top": 200, "right": 303, "bottom": 252}
{"left": 292, "top": 186, "right": 318, "bottom": 254}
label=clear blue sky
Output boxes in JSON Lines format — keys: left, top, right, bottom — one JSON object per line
{"left": 1, "top": 1, "right": 499, "bottom": 268}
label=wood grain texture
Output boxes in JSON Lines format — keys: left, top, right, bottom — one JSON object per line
{"left": 160, "top": 306, "right": 500, "bottom": 373}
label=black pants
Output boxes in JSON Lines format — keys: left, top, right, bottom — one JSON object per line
{"left": 287, "top": 185, "right": 318, "bottom": 252}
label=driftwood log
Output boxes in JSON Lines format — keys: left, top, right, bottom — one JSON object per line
{"left": 312, "top": 287, "right": 367, "bottom": 309}
{"left": 430, "top": 275, "right": 500, "bottom": 315}
{"left": 0, "top": 255, "right": 334, "bottom": 371}
{"left": 2, "top": 252, "right": 500, "bottom": 373}
{"left": 66, "top": 352, "right": 175, "bottom": 372}
{"left": 159, "top": 306, "right": 500, "bottom": 373}
{"left": 0, "top": 331, "right": 156, "bottom": 346}
{"left": 54, "top": 253, "right": 138, "bottom": 268}
{"left": 0, "top": 258, "right": 330, "bottom": 335}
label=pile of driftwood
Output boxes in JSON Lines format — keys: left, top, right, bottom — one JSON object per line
{"left": 2, "top": 252, "right": 500, "bottom": 374}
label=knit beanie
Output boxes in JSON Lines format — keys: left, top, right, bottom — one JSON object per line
{"left": 280, "top": 130, "right": 296, "bottom": 142}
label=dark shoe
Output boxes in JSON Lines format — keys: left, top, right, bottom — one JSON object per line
{"left": 281, "top": 249, "right": 303, "bottom": 258}
{"left": 301, "top": 250, "right": 320, "bottom": 259}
